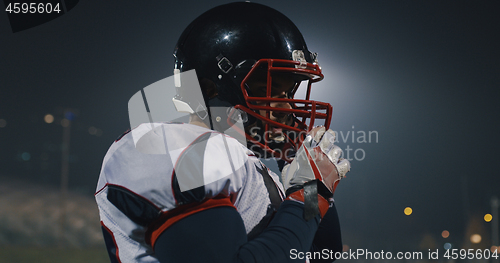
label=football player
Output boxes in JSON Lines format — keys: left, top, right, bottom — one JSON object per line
{"left": 95, "top": 2, "right": 350, "bottom": 262}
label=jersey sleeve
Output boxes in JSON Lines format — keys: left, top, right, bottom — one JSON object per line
{"left": 95, "top": 123, "right": 254, "bottom": 262}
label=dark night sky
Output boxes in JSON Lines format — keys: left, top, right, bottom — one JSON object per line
{"left": 1, "top": 0, "right": 499, "bottom": 251}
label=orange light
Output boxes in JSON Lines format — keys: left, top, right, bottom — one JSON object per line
{"left": 470, "top": 234, "right": 481, "bottom": 244}
{"left": 484, "top": 214, "right": 493, "bottom": 222}
{"left": 441, "top": 230, "right": 450, "bottom": 238}
{"left": 342, "top": 245, "right": 349, "bottom": 252}
{"left": 44, "top": 114, "right": 54, "bottom": 124}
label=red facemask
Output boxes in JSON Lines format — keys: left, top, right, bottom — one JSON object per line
{"left": 233, "top": 58, "right": 333, "bottom": 162}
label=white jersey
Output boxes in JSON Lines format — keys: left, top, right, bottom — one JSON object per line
{"left": 95, "top": 122, "right": 285, "bottom": 262}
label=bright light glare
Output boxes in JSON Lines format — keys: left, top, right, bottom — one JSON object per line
{"left": 404, "top": 207, "right": 412, "bottom": 216}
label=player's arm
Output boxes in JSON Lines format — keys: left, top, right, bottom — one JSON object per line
{"left": 278, "top": 163, "right": 344, "bottom": 262}
{"left": 153, "top": 199, "right": 321, "bottom": 263}
{"left": 309, "top": 202, "right": 343, "bottom": 262}
{"left": 281, "top": 126, "right": 350, "bottom": 262}
{"left": 154, "top": 126, "right": 349, "bottom": 262}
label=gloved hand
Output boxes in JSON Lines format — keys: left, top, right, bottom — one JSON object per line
{"left": 282, "top": 126, "right": 350, "bottom": 196}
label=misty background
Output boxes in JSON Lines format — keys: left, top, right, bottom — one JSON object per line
{"left": 1, "top": 0, "right": 499, "bottom": 261}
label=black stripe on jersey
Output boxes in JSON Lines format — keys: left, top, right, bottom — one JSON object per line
{"left": 247, "top": 164, "right": 283, "bottom": 240}
{"left": 171, "top": 132, "right": 212, "bottom": 205}
{"left": 101, "top": 222, "right": 121, "bottom": 263}
{"left": 106, "top": 184, "right": 161, "bottom": 226}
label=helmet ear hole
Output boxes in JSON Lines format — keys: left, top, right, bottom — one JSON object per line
{"left": 199, "top": 78, "right": 218, "bottom": 100}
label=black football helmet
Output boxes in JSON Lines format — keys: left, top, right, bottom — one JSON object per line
{"left": 173, "top": 2, "right": 332, "bottom": 161}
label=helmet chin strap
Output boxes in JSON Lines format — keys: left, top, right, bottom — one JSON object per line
{"left": 207, "top": 107, "right": 215, "bottom": 131}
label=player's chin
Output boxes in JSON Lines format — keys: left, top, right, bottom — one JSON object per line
{"left": 269, "top": 117, "right": 294, "bottom": 138}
